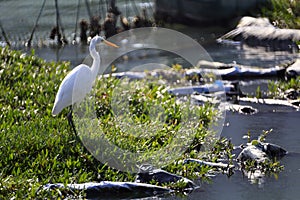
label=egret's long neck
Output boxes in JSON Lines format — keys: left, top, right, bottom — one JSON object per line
{"left": 89, "top": 44, "right": 101, "bottom": 82}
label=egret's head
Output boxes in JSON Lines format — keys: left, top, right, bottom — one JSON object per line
{"left": 92, "top": 35, "right": 119, "bottom": 48}
{"left": 93, "top": 35, "right": 105, "bottom": 43}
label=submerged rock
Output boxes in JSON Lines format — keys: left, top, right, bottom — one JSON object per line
{"left": 237, "top": 145, "right": 268, "bottom": 186}
{"left": 239, "top": 97, "right": 300, "bottom": 109}
{"left": 284, "top": 88, "right": 299, "bottom": 100}
{"left": 186, "top": 65, "right": 286, "bottom": 80}
{"left": 136, "top": 165, "right": 198, "bottom": 190}
{"left": 291, "top": 100, "right": 300, "bottom": 107}
{"left": 184, "top": 158, "right": 235, "bottom": 170}
{"left": 168, "top": 81, "right": 229, "bottom": 96}
{"left": 237, "top": 141, "right": 287, "bottom": 163}
{"left": 236, "top": 141, "right": 287, "bottom": 187}
{"left": 286, "top": 59, "right": 300, "bottom": 79}
{"left": 226, "top": 104, "right": 258, "bottom": 115}
{"left": 43, "top": 181, "right": 173, "bottom": 199}
{"left": 191, "top": 93, "right": 223, "bottom": 105}
{"left": 256, "top": 141, "right": 288, "bottom": 159}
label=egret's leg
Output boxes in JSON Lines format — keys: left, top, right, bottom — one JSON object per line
{"left": 67, "top": 107, "right": 78, "bottom": 137}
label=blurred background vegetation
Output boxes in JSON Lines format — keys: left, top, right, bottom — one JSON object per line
{"left": 262, "top": 0, "right": 300, "bottom": 28}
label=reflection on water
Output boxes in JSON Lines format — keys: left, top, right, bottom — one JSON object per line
{"left": 23, "top": 32, "right": 300, "bottom": 71}
{"left": 0, "top": 0, "right": 154, "bottom": 47}
{"left": 1, "top": 1, "right": 299, "bottom": 67}
{"left": 206, "top": 44, "right": 299, "bottom": 68}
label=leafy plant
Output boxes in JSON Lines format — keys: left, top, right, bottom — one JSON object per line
{"left": 256, "top": 85, "right": 262, "bottom": 99}
{"left": 261, "top": 0, "right": 300, "bottom": 29}
{"left": 267, "top": 77, "right": 300, "bottom": 99}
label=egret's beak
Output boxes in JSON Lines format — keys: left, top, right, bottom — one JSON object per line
{"left": 103, "top": 39, "right": 119, "bottom": 48}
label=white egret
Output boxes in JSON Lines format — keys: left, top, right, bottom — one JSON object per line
{"left": 52, "top": 35, "right": 119, "bottom": 133}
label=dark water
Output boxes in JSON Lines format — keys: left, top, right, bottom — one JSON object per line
{"left": 192, "top": 111, "right": 300, "bottom": 200}
{"left": 1, "top": 1, "right": 300, "bottom": 199}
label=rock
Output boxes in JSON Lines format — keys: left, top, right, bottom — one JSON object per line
{"left": 218, "top": 16, "right": 300, "bottom": 52}
{"left": 135, "top": 165, "right": 198, "bottom": 190}
{"left": 196, "top": 60, "right": 234, "bottom": 69}
{"left": 237, "top": 145, "right": 269, "bottom": 163}
{"left": 168, "top": 81, "right": 228, "bottom": 96}
{"left": 103, "top": 63, "right": 287, "bottom": 84}
{"left": 239, "top": 106, "right": 258, "bottom": 115}
{"left": 284, "top": 88, "right": 299, "bottom": 100}
{"left": 184, "top": 158, "right": 235, "bottom": 170}
{"left": 237, "top": 141, "right": 287, "bottom": 186}
{"left": 43, "top": 181, "right": 173, "bottom": 199}
{"left": 237, "top": 141, "right": 287, "bottom": 164}
{"left": 226, "top": 104, "right": 258, "bottom": 115}
{"left": 286, "top": 59, "right": 300, "bottom": 79}
{"left": 168, "top": 86, "right": 214, "bottom": 96}
{"left": 102, "top": 71, "right": 146, "bottom": 80}
{"left": 186, "top": 64, "right": 286, "bottom": 80}
{"left": 291, "top": 100, "right": 300, "bottom": 107}
{"left": 237, "top": 16, "right": 274, "bottom": 28}
{"left": 256, "top": 142, "right": 288, "bottom": 159}
{"left": 191, "top": 93, "right": 222, "bottom": 105}
{"left": 239, "top": 97, "right": 300, "bottom": 109}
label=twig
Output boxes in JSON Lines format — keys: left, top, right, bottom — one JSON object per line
{"left": 99, "top": 0, "right": 105, "bottom": 20}
{"left": 55, "top": 0, "right": 68, "bottom": 44}
{"left": 131, "top": 0, "right": 140, "bottom": 16}
{"left": 27, "top": 0, "right": 47, "bottom": 47}
{"left": 73, "top": 0, "right": 81, "bottom": 42}
{"left": 85, "top": 0, "right": 93, "bottom": 20}
{"left": 0, "top": 20, "right": 11, "bottom": 47}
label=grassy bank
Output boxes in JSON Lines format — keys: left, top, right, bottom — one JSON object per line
{"left": 0, "top": 48, "right": 221, "bottom": 198}
{"left": 261, "top": 0, "right": 300, "bottom": 29}
{"left": 0, "top": 47, "right": 104, "bottom": 198}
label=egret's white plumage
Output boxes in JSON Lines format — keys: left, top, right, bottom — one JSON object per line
{"left": 52, "top": 35, "right": 118, "bottom": 115}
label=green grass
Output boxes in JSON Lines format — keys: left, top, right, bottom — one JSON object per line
{"left": 0, "top": 47, "right": 223, "bottom": 198}
{"left": 0, "top": 47, "right": 138, "bottom": 198}
{"left": 261, "top": 0, "right": 300, "bottom": 29}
